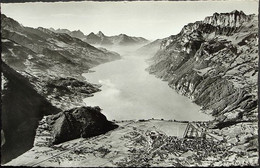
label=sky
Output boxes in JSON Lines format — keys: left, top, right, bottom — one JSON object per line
{"left": 1, "top": 0, "right": 258, "bottom": 40}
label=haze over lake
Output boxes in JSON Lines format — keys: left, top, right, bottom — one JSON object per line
{"left": 83, "top": 48, "right": 212, "bottom": 121}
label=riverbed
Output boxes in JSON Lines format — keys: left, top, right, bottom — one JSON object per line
{"left": 83, "top": 50, "right": 212, "bottom": 121}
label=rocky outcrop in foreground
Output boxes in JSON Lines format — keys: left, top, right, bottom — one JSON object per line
{"left": 46, "top": 106, "right": 118, "bottom": 144}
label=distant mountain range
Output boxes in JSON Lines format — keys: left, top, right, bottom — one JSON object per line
{"left": 1, "top": 13, "right": 120, "bottom": 109}
{"left": 49, "top": 28, "right": 86, "bottom": 39}
{"left": 50, "top": 28, "right": 150, "bottom": 46}
{"left": 2, "top": 14, "right": 120, "bottom": 76}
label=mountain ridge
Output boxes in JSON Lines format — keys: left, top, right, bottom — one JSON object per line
{"left": 50, "top": 28, "right": 150, "bottom": 46}
{"left": 148, "top": 10, "right": 258, "bottom": 127}
{"left": 145, "top": 10, "right": 258, "bottom": 166}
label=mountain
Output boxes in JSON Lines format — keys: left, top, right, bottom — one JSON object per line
{"left": 85, "top": 31, "right": 114, "bottom": 46}
{"left": 2, "top": 15, "right": 120, "bottom": 74}
{"left": 85, "top": 31, "right": 150, "bottom": 46}
{"left": 147, "top": 9, "right": 258, "bottom": 159}
{"left": 49, "top": 28, "right": 149, "bottom": 47}
{"left": 84, "top": 32, "right": 101, "bottom": 44}
{"left": 137, "top": 10, "right": 254, "bottom": 57}
{"left": 136, "top": 38, "right": 164, "bottom": 56}
{"left": 49, "top": 28, "right": 70, "bottom": 34}
{"left": 50, "top": 28, "right": 86, "bottom": 40}
{"left": 1, "top": 14, "right": 120, "bottom": 163}
{"left": 1, "top": 14, "right": 120, "bottom": 109}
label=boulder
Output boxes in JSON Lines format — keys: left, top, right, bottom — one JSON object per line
{"left": 48, "top": 106, "right": 118, "bottom": 144}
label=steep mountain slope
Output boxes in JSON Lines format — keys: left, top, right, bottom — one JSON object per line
{"left": 136, "top": 38, "right": 164, "bottom": 56}
{"left": 1, "top": 62, "right": 61, "bottom": 164}
{"left": 146, "top": 11, "right": 259, "bottom": 166}
{"left": 148, "top": 10, "right": 258, "bottom": 127}
{"left": 2, "top": 14, "right": 120, "bottom": 78}
{"left": 1, "top": 14, "right": 120, "bottom": 109}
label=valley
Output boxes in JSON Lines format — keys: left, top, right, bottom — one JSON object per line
{"left": 82, "top": 52, "right": 212, "bottom": 121}
{"left": 1, "top": 8, "right": 259, "bottom": 167}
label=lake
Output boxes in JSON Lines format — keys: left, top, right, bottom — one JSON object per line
{"left": 83, "top": 49, "right": 212, "bottom": 121}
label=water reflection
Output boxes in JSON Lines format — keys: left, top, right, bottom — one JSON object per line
{"left": 83, "top": 48, "right": 212, "bottom": 121}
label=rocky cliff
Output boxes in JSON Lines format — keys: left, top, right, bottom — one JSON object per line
{"left": 148, "top": 10, "right": 258, "bottom": 128}
{"left": 147, "top": 11, "right": 258, "bottom": 160}
{"left": 1, "top": 62, "right": 61, "bottom": 163}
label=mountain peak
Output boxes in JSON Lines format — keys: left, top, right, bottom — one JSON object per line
{"left": 53, "top": 28, "right": 71, "bottom": 34}
{"left": 119, "top": 34, "right": 128, "bottom": 38}
{"left": 86, "top": 31, "right": 148, "bottom": 46}
{"left": 1, "top": 14, "right": 23, "bottom": 31}
{"left": 69, "top": 30, "right": 85, "bottom": 39}
{"left": 73, "top": 29, "right": 83, "bottom": 33}
{"left": 97, "top": 31, "right": 105, "bottom": 37}
{"left": 49, "top": 27, "right": 55, "bottom": 31}
{"left": 88, "top": 32, "right": 95, "bottom": 36}
{"left": 203, "top": 10, "right": 251, "bottom": 28}
{"left": 37, "top": 27, "right": 55, "bottom": 34}
{"left": 230, "top": 10, "right": 245, "bottom": 15}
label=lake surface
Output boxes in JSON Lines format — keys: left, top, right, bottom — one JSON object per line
{"left": 83, "top": 51, "right": 212, "bottom": 121}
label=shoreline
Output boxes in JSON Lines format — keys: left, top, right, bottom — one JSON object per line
{"left": 81, "top": 54, "right": 212, "bottom": 122}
